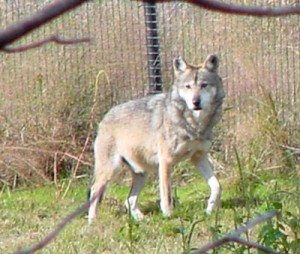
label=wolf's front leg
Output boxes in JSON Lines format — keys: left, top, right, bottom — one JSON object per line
{"left": 192, "top": 154, "right": 221, "bottom": 214}
{"left": 158, "top": 160, "right": 173, "bottom": 217}
{"left": 125, "top": 172, "right": 147, "bottom": 220}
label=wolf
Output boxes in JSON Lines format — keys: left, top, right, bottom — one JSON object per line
{"left": 88, "top": 54, "right": 225, "bottom": 223}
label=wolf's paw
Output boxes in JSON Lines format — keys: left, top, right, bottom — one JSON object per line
{"left": 88, "top": 213, "right": 96, "bottom": 225}
{"left": 160, "top": 202, "right": 173, "bottom": 217}
{"left": 124, "top": 200, "right": 145, "bottom": 221}
{"left": 205, "top": 207, "right": 213, "bottom": 215}
{"left": 130, "top": 209, "right": 145, "bottom": 221}
{"left": 205, "top": 197, "right": 221, "bottom": 215}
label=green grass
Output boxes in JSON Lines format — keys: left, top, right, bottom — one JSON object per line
{"left": 1, "top": 165, "right": 299, "bottom": 254}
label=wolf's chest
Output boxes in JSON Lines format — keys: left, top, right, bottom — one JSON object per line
{"left": 171, "top": 137, "right": 212, "bottom": 162}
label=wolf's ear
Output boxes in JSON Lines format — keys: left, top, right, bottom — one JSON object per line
{"left": 204, "top": 54, "right": 219, "bottom": 72}
{"left": 173, "top": 57, "right": 187, "bottom": 75}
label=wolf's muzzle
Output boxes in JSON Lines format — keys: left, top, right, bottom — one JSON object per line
{"left": 192, "top": 98, "right": 202, "bottom": 110}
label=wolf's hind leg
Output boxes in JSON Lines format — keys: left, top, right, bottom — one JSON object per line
{"left": 88, "top": 178, "right": 107, "bottom": 224}
{"left": 125, "top": 172, "right": 147, "bottom": 220}
{"left": 192, "top": 154, "right": 221, "bottom": 214}
{"left": 88, "top": 157, "right": 121, "bottom": 224}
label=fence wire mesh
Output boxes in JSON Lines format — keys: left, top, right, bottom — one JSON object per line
{"left": 0, "top": 0, "right": 299, "bottom": 185}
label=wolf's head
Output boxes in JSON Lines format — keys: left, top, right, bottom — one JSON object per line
{"left": 172, "top": 55, "right": 224, "bottom": 111}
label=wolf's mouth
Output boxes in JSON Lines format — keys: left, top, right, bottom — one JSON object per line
{"left": 193, "top": 106, "right": 202, "bottom": 111}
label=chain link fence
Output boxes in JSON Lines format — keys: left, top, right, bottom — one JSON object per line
{"left": 0, "top": 0, "right": 299, "bottom": 185}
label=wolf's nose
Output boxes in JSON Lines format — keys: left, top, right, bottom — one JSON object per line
{"left": 192, "top": 98, "right": 201, "bottom": 107}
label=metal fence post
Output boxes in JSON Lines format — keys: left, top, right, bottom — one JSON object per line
{"left": 144, "top": 0, "right": 163, "bottom": 94}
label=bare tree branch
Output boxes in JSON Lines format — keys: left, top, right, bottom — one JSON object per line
{"left": 14, "top": 185, "right": 105, "bottom": 254}
{"left": 192, "top": 210, "right": 280, "bottom": 254}
{"left": 229, "top": 237, "right": 279, "bottom": 254}
{"left": 2, "top": 35, "right": 90, "bottom": 53}
{"left": 192, "top": 236, "right": 279, "bottom": 254}
{"left": 191, "top": 0, "right": 300, "bottom": 16}
{"left": 226, "top": 210, "right": 279, "bottom": 238}
{"left": 0, "top": 0, "right": 89, "bottom": 49}
{"left": 0, "top": 0, "right": 294, "bottom": 252}
{"left": 0, "top": 0, "right": 299, "bottom": 53}
{"left": 143, "top": 0, "right": 300, "bottom": 16}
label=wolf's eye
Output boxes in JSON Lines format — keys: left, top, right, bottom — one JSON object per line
{"left": 201, "top": 83, "right": 208, "bottom": 89}
{"left": 185, "top": 84, "right": 191, "bottom": 89}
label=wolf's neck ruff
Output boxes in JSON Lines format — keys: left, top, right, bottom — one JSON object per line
{"left": 197, "top": 96, "right": 224, "bottom": 140}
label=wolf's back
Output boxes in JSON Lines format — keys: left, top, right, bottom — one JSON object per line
{"left": 100, "top": 93, "right": 168, "bottom": 130}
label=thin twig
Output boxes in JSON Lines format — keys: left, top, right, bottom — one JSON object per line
{"left": 192, "top": 210, "right": 280, "bottom": 254}
{"left": 14, "top": 185, "right": 106, "bottom": 254}
{"left": 53, "top": 152, "right": 58, "bottom": 186}
{"left": 2, "top": 35, "right": 90, "bottom": 53}
{"left": 0, "top": 0, "right": 89, "bottom": 49}
{"left": 280, "top": 144, "right": 300, "bottom": 153}
{"left": 2, "top": 146, "right": 92, "bottom": 167}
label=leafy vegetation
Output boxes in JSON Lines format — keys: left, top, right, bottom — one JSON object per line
{"left": 1, "top": 154, "right": 299, "bottom": 253}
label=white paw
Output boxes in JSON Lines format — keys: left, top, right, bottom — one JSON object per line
{"left": 130, "top": 209, "right": 145, "bottom": 221}
{"left": 205, "top": 196, "right": 221, "bottom": 214}
{"left": 160, "top": 202, "right": 173, "bottom": 217}
{"left": 125, "top": 200, "right": 145, "bottom": 220}
{"left": 205, "top": 206, "right": 213, "bottom": 215}
{"left": 88, "top": 214, "right": 95, "bottom": 225}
